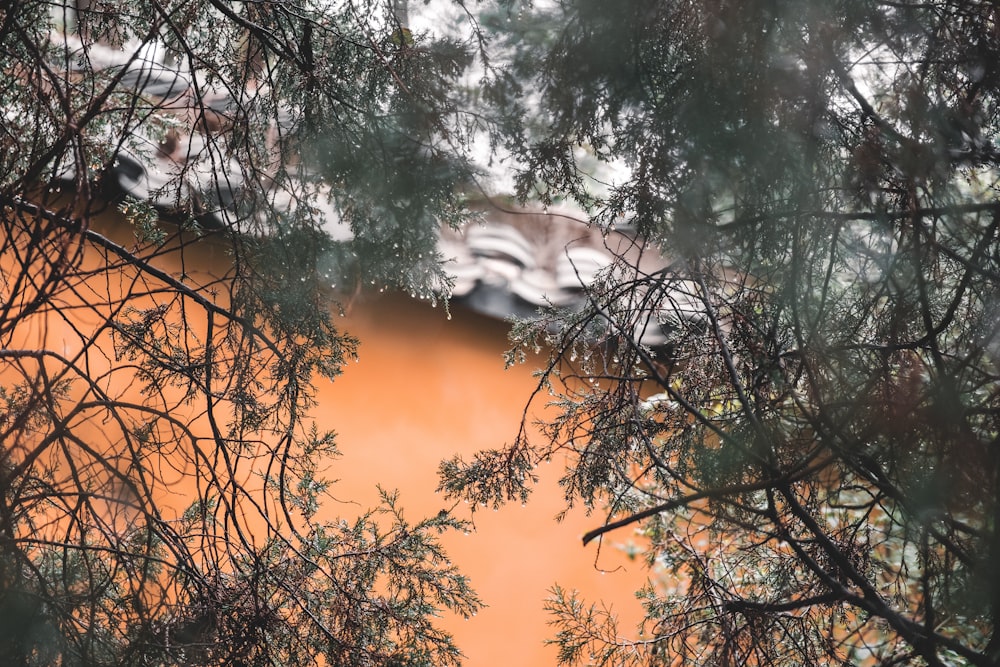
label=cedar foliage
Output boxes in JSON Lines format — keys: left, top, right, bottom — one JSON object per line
{"left": 0, "top": 1, "right": 484, "bottom": 664}
{"left": 442, "top": 2, "right": 1000, "bottom": 664}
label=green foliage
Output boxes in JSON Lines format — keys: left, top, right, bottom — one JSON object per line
{"left": 119, "top": 197, "right": 166, "bottom": 246}
{"left": 0, "top": 0, "right": 486, "bottom": 665}
{"left": 440, "top": 1, "right": 1000, "bottom": 665}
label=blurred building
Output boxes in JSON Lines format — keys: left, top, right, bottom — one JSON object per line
{"left": 33, "top": 21, "right": 658, "bottom": 663}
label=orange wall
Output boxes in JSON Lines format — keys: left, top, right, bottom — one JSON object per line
{"left": 2, "top": 208, "right": 645, "bottom": 665}
{"left": 313, "top": 292, "right": 645, "bottom": 666}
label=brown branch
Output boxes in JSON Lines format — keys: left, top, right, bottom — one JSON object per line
{"left": 723, "top": 590, "right": 844, "bottom": 615}
{"left": 583, "top": 474, "right": 808, "bottom": 546}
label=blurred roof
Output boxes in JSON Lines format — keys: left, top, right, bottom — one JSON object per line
{"left": 439, "top": 203, "right": 667, "bottom": 321}
{"left": 52, "top": 31, "right": 680, "bottom": 341}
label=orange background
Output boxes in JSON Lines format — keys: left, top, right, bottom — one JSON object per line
{"left": 312, "top": 292, "right": 645, "bottom": 666}
{"left": 3, "top": 209, "right": 646, "bottom": 666}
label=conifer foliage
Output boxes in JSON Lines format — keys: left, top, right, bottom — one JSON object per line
{"left": 0, "top": 1, "right": 482, "bottom": 664}
{"left": 442, "top": 2, "right": 1000, "bottom": 664}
